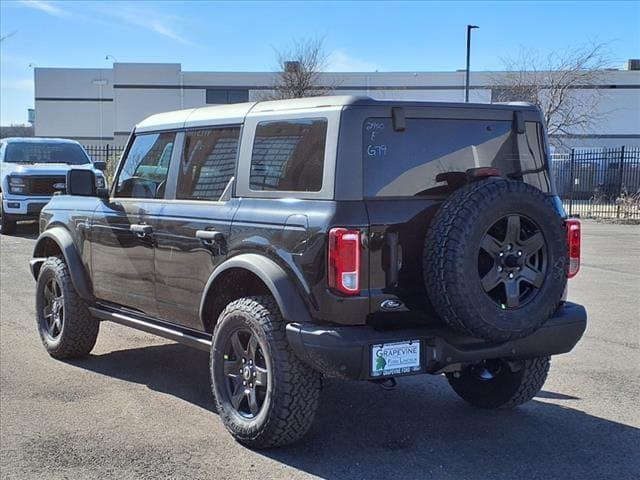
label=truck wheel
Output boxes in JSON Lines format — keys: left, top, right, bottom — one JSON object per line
{"left": 0, "top": 197, "right": 17, "bottom": 235}
{"left": 424, "top": 178, "right": 568, "bottom": 341}
{"left": 210, "top": 295, "right": 321, "bottom": 449}
{"left": 35, "top": 257, "right": 99, "bottom": 359}
{"left": 446, "top": 356, "right": 550, "bottom": 409}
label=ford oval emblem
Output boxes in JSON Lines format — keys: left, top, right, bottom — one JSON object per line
{"left": 380, "top": 299, "right": 403, "bottom": 311}
{"left": 53, "top": 182, "right": 66, "bottom": 190}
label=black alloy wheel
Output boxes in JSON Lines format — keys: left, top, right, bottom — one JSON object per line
{"left": 211, "top": 296, "right": 322, "bottom": 448}
{"left": 35, "top": 256, "right": 100, "bottom": 359}
{"left": 42, "top": 277, "right": 65, "bottom": 340}
{"left": 222, "top": 328, "right": 270, "bottom": 418}
{"left": 478, "top": 214, "right": 547, "bottom": 309}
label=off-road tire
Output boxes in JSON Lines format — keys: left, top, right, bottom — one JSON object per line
{"left": 0, "top": 196, "right": 17, "bottom": 235}
{"left": 447, "top": 356, "right": 550, "bottom": 409}
{"left": 424, "top": 178, "right": 568, "bottom": 341}
{"left": 210, "top": 295, "right": 321, "bottom": 449}
{"left": 35, "top": 256, "right": 99, "bottom": 359}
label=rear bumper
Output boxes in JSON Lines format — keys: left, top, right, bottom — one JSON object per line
{"left": 286, "top": 302, "right": 587, "bottom": 380}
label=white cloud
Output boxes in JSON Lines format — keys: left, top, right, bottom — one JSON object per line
{"left": 19, "top": 0, "right": 70, "bottom": 18}
{"left": 106, "top": 8, "right": 195, "bottom": 46}
{"left": 327, "top": 50, "right": 378, "bottom": 72}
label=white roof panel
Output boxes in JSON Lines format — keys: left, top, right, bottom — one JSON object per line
{"left": 251, "top": 95, "right": 367, "bottom": 113}
{"left": 135, "top": 107, "right": 198, "bottom": 133}
{"left": 134, "top": 96, "right": 372, "bottom": 133}
{"left": 183, "top": 102, "right": 256, "bottom": 129}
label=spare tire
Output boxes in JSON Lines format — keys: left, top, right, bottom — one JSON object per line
{"left": 423, "top": 178, "right": 568, "bottom": 341}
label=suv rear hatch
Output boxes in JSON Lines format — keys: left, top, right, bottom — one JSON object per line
{"left": 353, "top": 104, "right": 553, "bottom": 323}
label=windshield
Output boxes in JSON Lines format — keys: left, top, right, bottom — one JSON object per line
{"left": 4, "top": 142, "right": 91, "bottom": 165}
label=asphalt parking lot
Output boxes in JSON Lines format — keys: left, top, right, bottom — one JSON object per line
{"left": 1, "top": 220, "right": 638, "bottom": 480}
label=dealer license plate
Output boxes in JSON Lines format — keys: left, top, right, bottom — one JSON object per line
{"left": 370, "top": 340, "right": 421, "bottom": 377}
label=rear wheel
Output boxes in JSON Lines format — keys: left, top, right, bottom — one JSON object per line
{"left": 210, "top": 296, "right": 321, "bottom": 449}
{"left": 446, "top": 356, "right": 550, "bottom": 409}
{"left": 35, "top": 257, "right": 99, "bottom": 359}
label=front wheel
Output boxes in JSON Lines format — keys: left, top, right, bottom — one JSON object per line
{"left": 35, "top": 257, "right": 99, "bottom": 359}
{"left": 446, "top": 356, "right": 550, "bottom": 409}
{"left": 210, "top": 296, "right": 321, "bottom": 449}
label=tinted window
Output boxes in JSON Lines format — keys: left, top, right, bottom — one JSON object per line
{"left": 363, "top": 117, "right": 549, "bottom": 197}
{"left": 206, "top": 89, "right": 249, "bottom": 104}
{"left": 250, "top": 119, "right": 326, "bottom": 192}
{"left": 4, "top": 142, "right": 90, "bottom": 165}
{"left": 115, "top": 132, "right": 175, "bottom": 198}
{"left": 177, "top": 127, "right": 240, "bottom": 201}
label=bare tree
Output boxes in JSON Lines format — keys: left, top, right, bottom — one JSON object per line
{"left": 266, "top": 38, "right": 333, "bottom": 100}
{"left": 490, "top": 43, "right": 611, "bottom": 146}
{"left": 1, "top": 31, "right": 17, "bottom": 43}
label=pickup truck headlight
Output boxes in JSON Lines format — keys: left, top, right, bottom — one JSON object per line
{"left": 8, "top": 176, "right": 27, "bottom": 194}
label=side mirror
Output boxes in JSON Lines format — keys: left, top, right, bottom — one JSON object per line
{"left": 93, "top": 160, "right": 107, "bottom": 171}
{"left": 66, "top": 169, "right": 109, "bottom": 199}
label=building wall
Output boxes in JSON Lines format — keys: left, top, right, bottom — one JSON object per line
{"left": 33, "top": 63, "right": 640, "bottom": 149}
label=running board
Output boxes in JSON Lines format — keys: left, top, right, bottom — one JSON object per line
{"left": 88, "top": 306, "right": 212, "bottom": 352}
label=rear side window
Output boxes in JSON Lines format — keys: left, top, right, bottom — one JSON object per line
{"left": 250, "top": 118, "right": 327, "bottom": 192}
{"left": 177, "top": 127, "right": 240, "bottom": 201}
{"left": 363, "top": 117, "right": 549, "bottom": 197}
{"left": 115, "top": 132, "right": 175, "bottom": 198}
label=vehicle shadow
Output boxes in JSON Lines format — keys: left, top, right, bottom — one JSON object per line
{"left": 68, "top": 342, "right": 639, "bottom": 480}
{"left": 66, "top": 343, "right": 215, "bottom": 412}
{"left": 7, "top": 222, "right": 39, "bottom": 240}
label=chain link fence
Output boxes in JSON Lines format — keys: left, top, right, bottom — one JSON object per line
{"left": 81, "top": 143, "right": 640, "bottom": 221}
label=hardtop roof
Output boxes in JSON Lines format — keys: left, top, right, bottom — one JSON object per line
{"left": 135, "top": 95, "right": 537, "bottom": 133}
{"left": 1, "top": 137, "right": 83, "bottom": 145}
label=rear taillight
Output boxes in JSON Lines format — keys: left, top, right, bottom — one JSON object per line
{"left": 328, "top": 228, "right": 361, "bottom": 295}
{"left": 566, "top": 219, "right": 581, "bottom": 278}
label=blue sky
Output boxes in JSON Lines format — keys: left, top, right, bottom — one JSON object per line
{"left": 1, "top": 0, "right": 639, "bottom": 124}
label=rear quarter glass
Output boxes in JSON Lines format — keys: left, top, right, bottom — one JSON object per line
{"left": 363, "top": 117, "right": 551, "bottom": 197}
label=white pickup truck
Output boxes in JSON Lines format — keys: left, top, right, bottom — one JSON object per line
{"left": 0, "top": 138, "right": 107, "bottom": 234}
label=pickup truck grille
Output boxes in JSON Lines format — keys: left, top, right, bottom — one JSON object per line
{"left": 28, "top": 176, "right": 65, "bottom": 195}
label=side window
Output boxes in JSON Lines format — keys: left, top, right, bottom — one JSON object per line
{"left": 115, "top": 132, "right": 175, "bottom": 199}
{"left": 176, "top": 127, "right": 241, "bottom": 201}
{"left": 250, "top": 118, "right": 327, "bottom": 192}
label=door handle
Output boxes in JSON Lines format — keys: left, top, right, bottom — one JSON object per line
{"left": 130, "top": 224, "right": 153, "bottom": 237}
{"left": 195, "top": 230, "right": 224, "bottom": 245}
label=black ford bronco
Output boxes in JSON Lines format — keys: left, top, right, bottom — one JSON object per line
{"left": 30, "top": 96, "right": 586, "bottom": 448}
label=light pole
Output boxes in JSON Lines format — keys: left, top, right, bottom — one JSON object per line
{"left": 105, "top": 55, "right": 118, "bottom": 63}
{"left": 92, "top": 79, "right": 107, "bottom": 148}
{"left": 465, "top": 24, "right": 479, "bottom": 103}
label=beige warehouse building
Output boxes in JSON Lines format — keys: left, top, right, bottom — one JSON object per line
{"left": 33, "top": 62, "right": 640, "bottom": 149}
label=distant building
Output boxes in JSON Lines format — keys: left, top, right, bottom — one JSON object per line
{"left": 33, "top": 62, "right": 640, "bottom": 149}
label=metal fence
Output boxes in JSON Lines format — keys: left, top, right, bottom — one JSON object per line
{"left": 82, "top": 143, "right": 640, "bottom": 220}
{"left": 84, "top": 144, "right": 124, "bottom": 181}
{"left": 551, "top": 147, "right": 640, "bottom": 220}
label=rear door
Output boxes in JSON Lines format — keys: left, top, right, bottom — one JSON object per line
{"left": 152, "top": 126, "right": 242, "bottom": 331}
{"left": 91, "top": 131, "right": 176, "bottom": 315}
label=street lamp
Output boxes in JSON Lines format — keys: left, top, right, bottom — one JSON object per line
{"left": 465, "top": 24, "right": 479, "bottom": 103}
{"left": 105, "top": 54, "right": 118, "bottom": 63}
{"left": 92, "top": 79, "right": 108, "bottom": 148}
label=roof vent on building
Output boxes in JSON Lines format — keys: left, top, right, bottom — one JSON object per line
{"left": 626, "top": 59, "right": 640, "bottom": 71}
{"left": 284, "top": 61, "right": 301, "bottom": 73}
